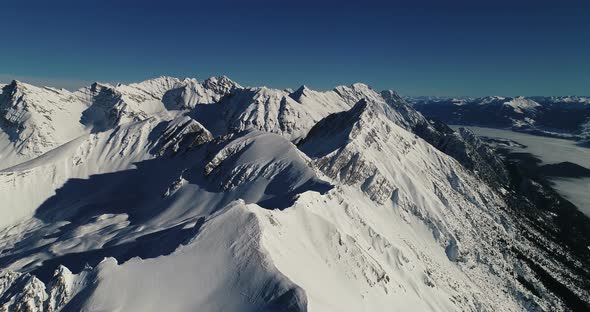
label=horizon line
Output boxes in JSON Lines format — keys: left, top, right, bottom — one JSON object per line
{"left": 1, "top": 73, "right": 588, "bottom": 98}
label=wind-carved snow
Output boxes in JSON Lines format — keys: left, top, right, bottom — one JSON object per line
{"left": 0, "top": 76, "right": 587, "bottom": 311}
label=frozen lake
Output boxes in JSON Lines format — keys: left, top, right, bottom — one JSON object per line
{"left": 451, "top": 126, "right": 590, "bottom": 217}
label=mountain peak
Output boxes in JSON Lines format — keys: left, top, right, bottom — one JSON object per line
{"left": 503, "top": 96, "right": 540, "bottom": 109}
{"left": 3, "top": 80, "right": 30, "bottom": 95}
{"left": 8, "top": 79, "right": 21, "bottom": 87}
{"left": 381, "top": 89, "right": 402, "bottom": 101}
{"left": 349, "top": 98, "right": 370, "bottom": 113}
{"left": 297, "top": 98, "right": 376, "bottom": 157}
{"left": 90, "top": 81, "right": 116, "bottom": 92}
{"left": 350, "top": 82, "right": 371, "bottom": 90}
{"left": 202, "top": 75, "right": 242, "bottom": 94}
{"left": 288, "top": 85, "right": 310, "bottom": 102}
{"left": 332, "top": 83, "right": 384, "bottom": 106}
{"left": 131, "top": 76, "right": 180, "bottom": 86}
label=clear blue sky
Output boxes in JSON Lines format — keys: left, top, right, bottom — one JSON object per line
{"left": 1, "top": 0, "right": 588, "bottom": 96}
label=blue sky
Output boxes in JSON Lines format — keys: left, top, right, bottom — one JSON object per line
{"left": 0, "top": 0, "right": 588, "bottom": 96}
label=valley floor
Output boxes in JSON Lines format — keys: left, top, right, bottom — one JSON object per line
{"left": 451, "top": 126, "right": 590, "bottom": 217}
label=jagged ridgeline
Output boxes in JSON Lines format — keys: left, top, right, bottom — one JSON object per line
{"left": 0, "top": 77, "right": 588, "bottom": 311}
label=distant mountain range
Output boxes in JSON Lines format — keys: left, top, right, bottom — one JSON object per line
{"left": 407, "top": 96, "right": 590, "bottom": 141}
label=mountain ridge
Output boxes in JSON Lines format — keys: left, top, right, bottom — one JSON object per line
{"left": 0, "top": 76, "right": 589, "bottom": 311}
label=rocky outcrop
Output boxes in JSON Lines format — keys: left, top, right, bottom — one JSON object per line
{"left": 151, "top": 116, "right": 213, "bottom": 156}
{"left": 0, "top": 265, "right": 87, "bottom": 312}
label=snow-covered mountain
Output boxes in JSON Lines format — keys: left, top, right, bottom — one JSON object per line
{"left": 1, "top": 77, "right": 589, "bottom": 311}
{"left": 409, "top": 95, "right": 590, "bottom": 141}
{"left": 0, "top": 81, "right": 87, "bottom": 168}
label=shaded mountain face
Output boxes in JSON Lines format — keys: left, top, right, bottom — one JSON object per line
{"left": 409, "top": 96, "right": 590, "bottom": 141}
{"left": 0, "top": 77, "right": 589, "bottom": 311}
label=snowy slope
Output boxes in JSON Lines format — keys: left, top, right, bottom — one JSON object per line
{"left": 0, "top": 77, "right": 588, "bottom": 311}
{"left": 0, "top": 123, "right": 328, "bottom": 311}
